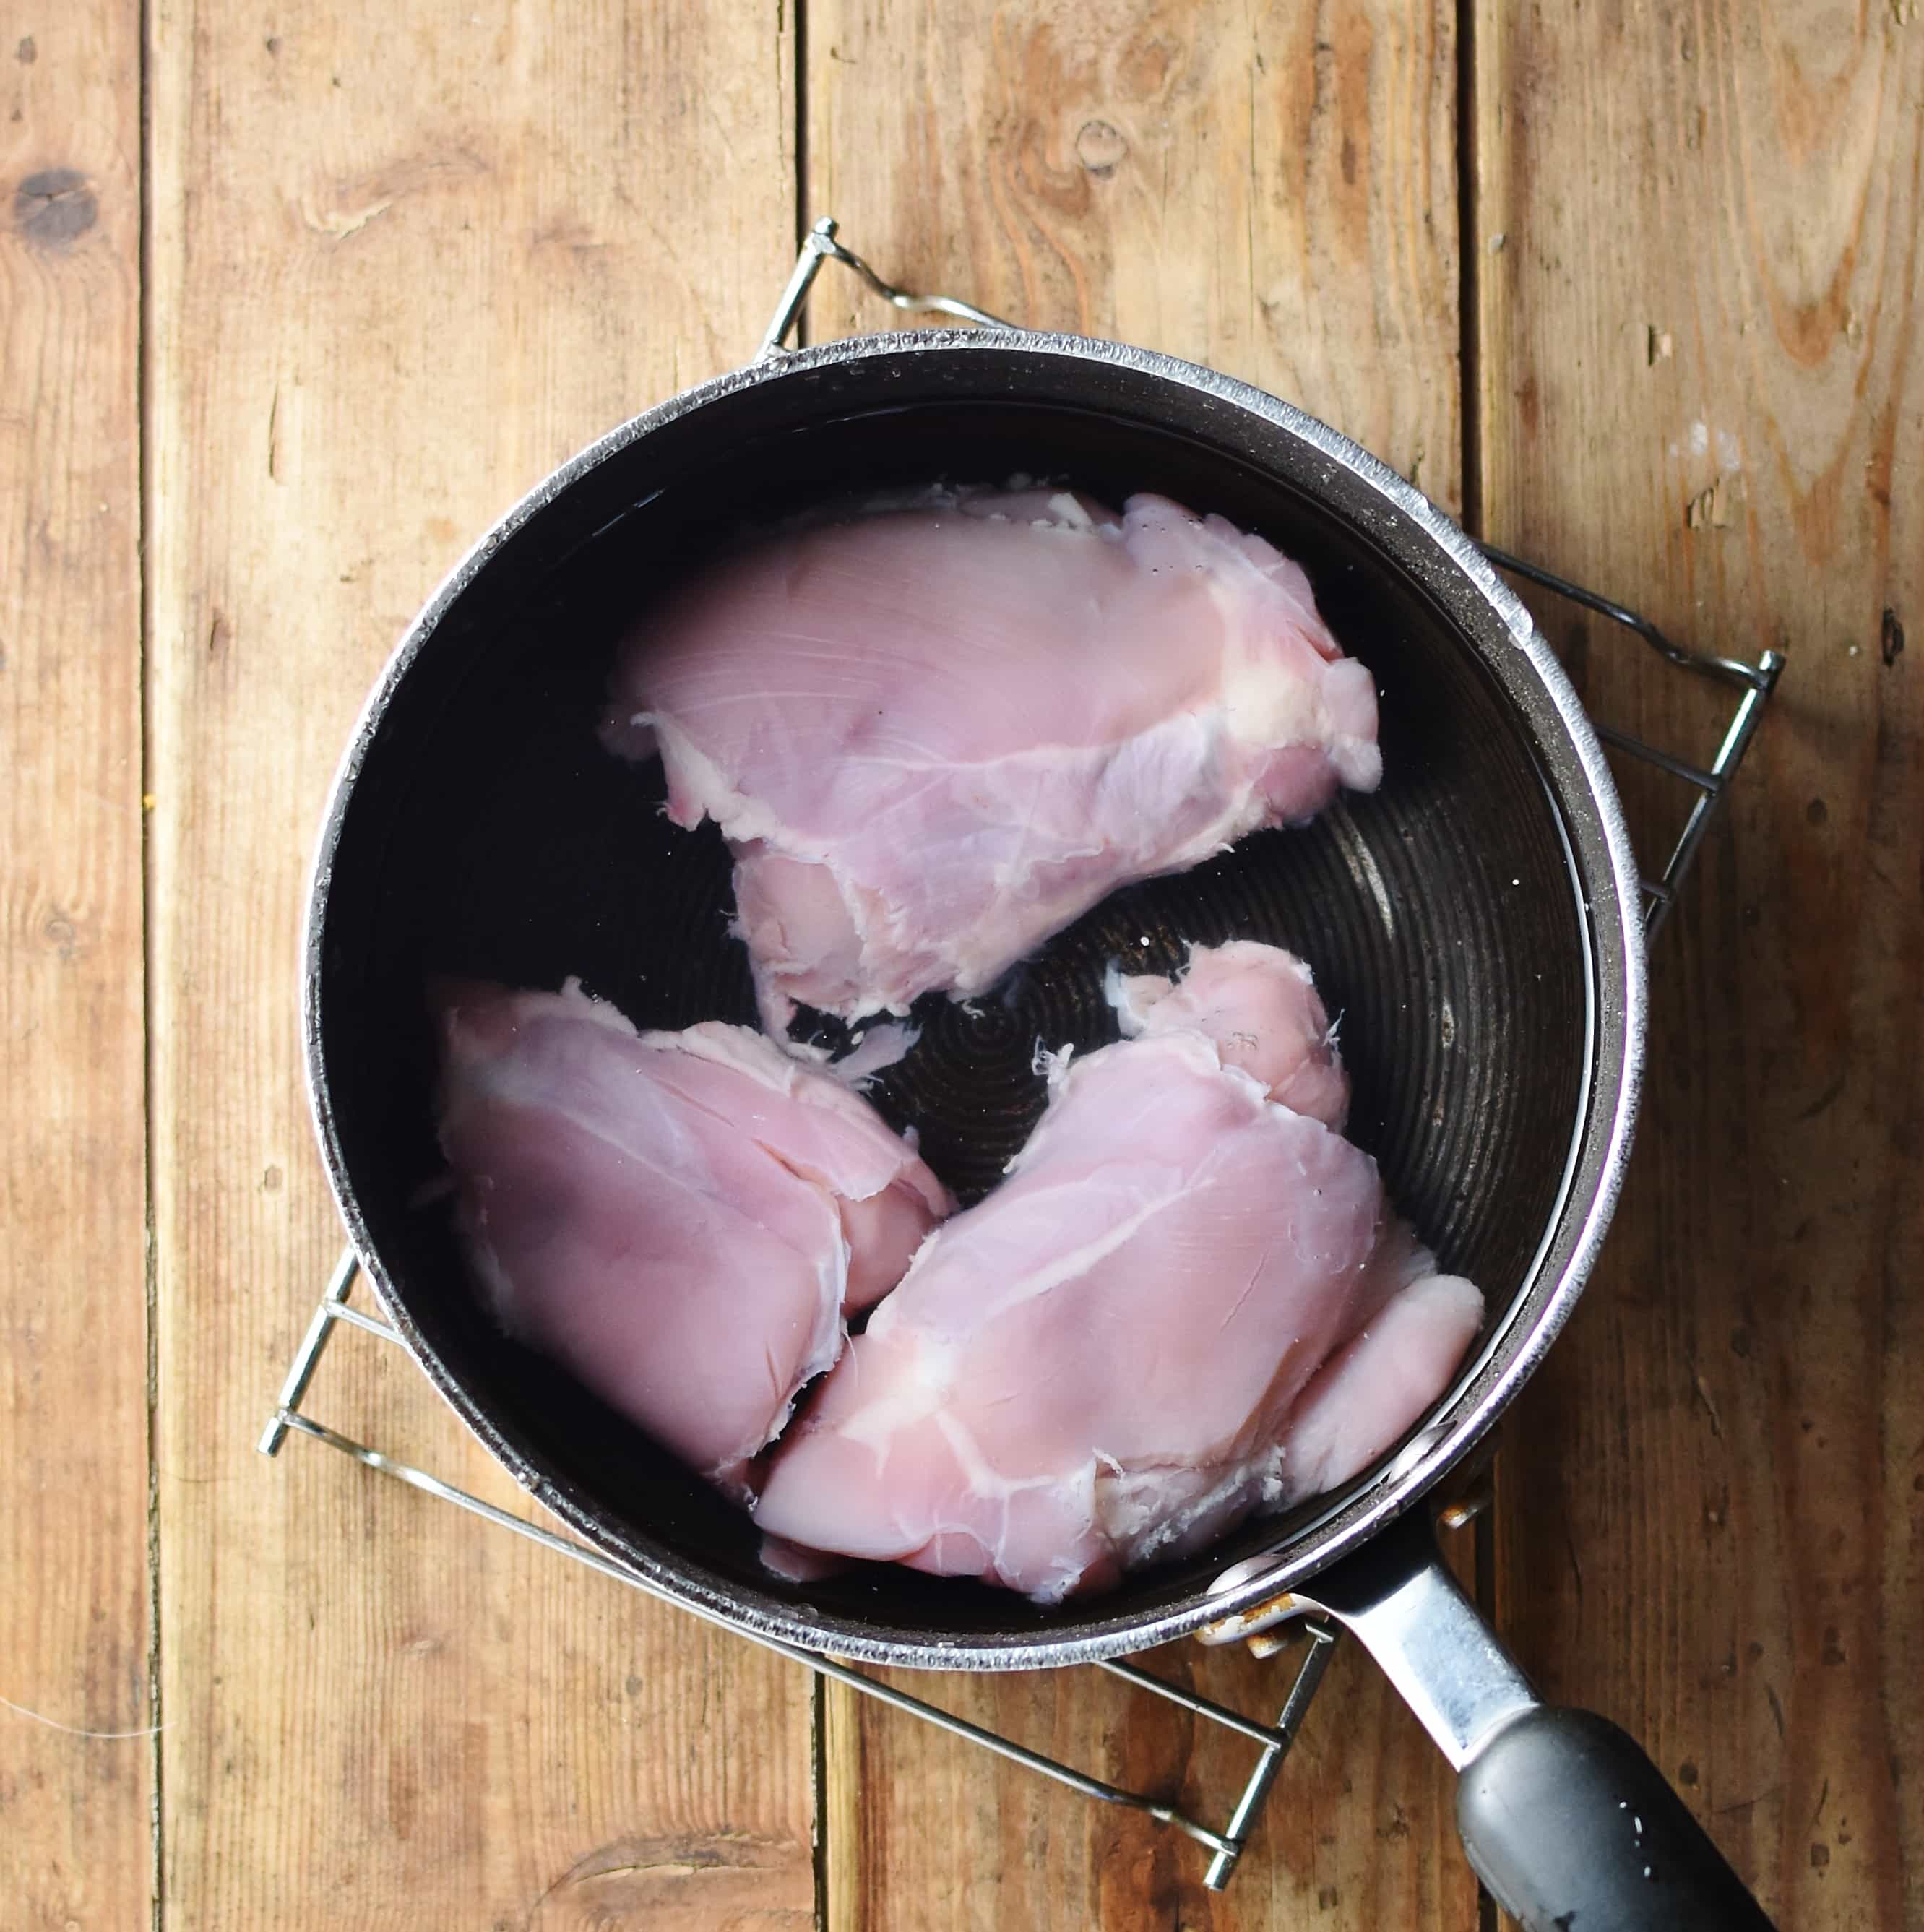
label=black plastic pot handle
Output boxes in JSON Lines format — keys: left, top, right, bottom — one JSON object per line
{"left": 1457, "top": 1706, "right": 1776, "bottom": 1930}
{"left": 1280, "top": 1508, "right": 1777, "bottom": 1932}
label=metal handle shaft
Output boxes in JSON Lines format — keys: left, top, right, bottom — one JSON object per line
{"left": 1293, "top": 1510, "right": 1777, "bottom": 1931}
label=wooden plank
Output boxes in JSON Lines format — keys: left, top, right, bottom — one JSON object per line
{"left": 805, "top": 0, "right": 1461, "bottom": 496}
{"left": 1475, "top": 4, "right": 1923, "bottom": 1926}
{"left": 804, "top": 5, "right": 1477, "bottom": 1925}
{"left": 145, "top": 7, "right": 810, "bottom": 1927}
{"left": 0, "top": 4, "right": 152, "bottom": 1926}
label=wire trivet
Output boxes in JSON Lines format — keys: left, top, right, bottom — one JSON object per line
{"left": 261, "top": 221, "right": 1784, "bottom": 1889}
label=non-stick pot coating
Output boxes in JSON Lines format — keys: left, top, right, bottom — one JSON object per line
{"left": 311, "top": 340, "right": 1608, "bottom": 1662}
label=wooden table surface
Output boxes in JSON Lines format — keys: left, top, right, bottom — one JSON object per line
{"left": 5, "top": 3, "right": 1918, "bottom": 1926}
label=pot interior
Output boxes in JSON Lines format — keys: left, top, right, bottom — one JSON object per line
{"left": 314, "top": 343, "right": 1605, "bottom": 1660}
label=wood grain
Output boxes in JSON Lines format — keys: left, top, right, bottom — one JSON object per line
{"left": 8, "top": 5, "right": 1916, "bottom": 1925}
{"left": 144, "top": 6, "right": 808, "bottom": 1927}
{"left": 1475, "top": 4, "right": 1924, "bottom": 1926}
{"left": 0, "top": 5, "right": 152, "bottom": 1928}
{"left": 805, "top": 0, "right": 1459, "bottom": 501}
{"left": 804, "top": 4, "right": 1477, "bottom": 1925}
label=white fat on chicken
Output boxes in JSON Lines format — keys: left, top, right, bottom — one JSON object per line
{"left": 603, "top": 488, "right": 1381, "bottom": 1033}
{"left": 753, "top": 943, "right": 1481, "bottom": 1600}
{"left": 434, "top": 979, "right": 952, "bottom": 1493}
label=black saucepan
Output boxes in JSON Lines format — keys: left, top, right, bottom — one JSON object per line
{"left": 303, "top": 236, "right": 1774, "bottom": 1929}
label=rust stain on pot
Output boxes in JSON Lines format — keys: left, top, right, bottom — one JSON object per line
{"left": 15, "top": 168, "right": 98, "bottom": 244}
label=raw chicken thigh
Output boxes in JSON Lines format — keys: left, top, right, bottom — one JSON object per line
{"left": 435, "top": 979, "right": 952, "bottom": 1492}
{"left": 603, "top": 488, "right": 1381, "bottom": 1033}
{"left": 753, "top": 944, "right": 1482, "bottom": 1600}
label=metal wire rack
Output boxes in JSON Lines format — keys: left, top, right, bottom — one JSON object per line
{"left": 259, "top": 223, "right": 1785, "bottom": 1892}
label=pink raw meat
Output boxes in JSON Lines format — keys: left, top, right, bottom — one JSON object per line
{"left": 753, "top": 944, "right": 1481, "bottom": 1600}
{"left": 435, "top": 978, "right": 952, "bottom": 1492}
{"left": 1108, "top": 936, "right": 1350, "bottom": 1131}
{"left": 603, "top": 488, "right": 1381, "bottom": 1032}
